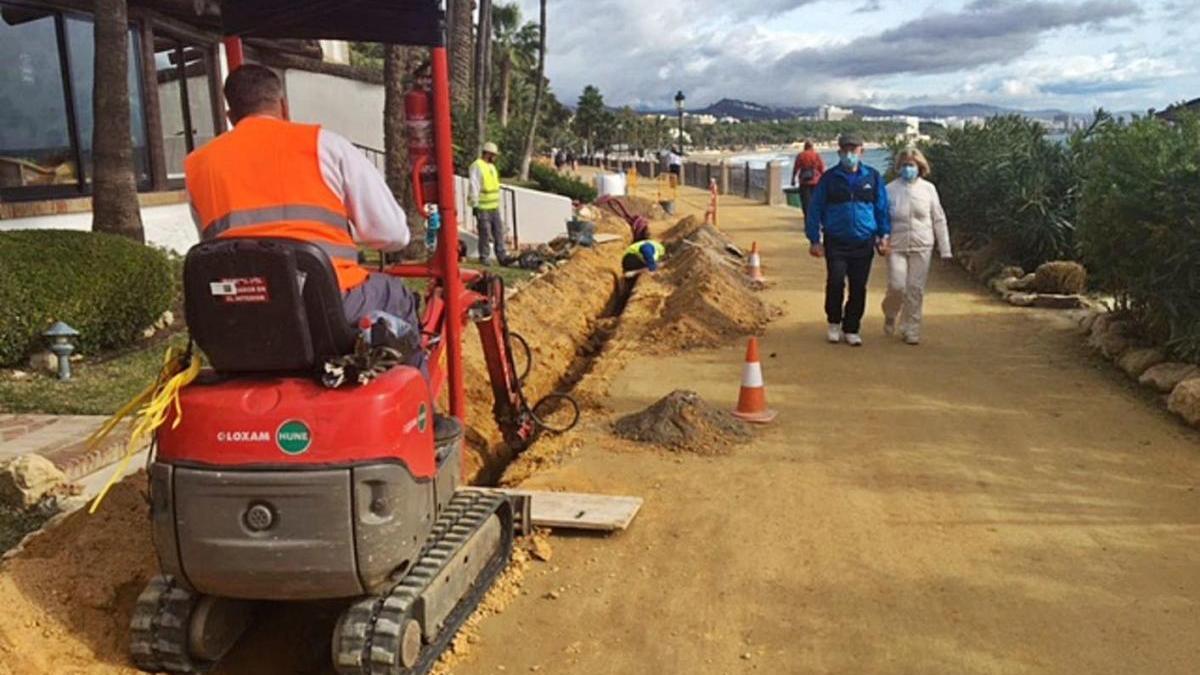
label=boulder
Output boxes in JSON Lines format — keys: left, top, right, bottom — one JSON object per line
{"left": 0, "top": 455, "right": 67, "bottom": 508}
{"left": 1139, "top": 363, "right": 1200, "bottom": 393}
{"left": 1007, "top": 273, "right": 1038, "bottom": 292}
{"left": 1078, "top": 311, "right": 1102, "bottom": 333}
{"left": 1167, "top": 378, "right": 1200, "bottom": 428}
{"left": 1118, "top": 349, "right": 1166, "bottom": 378}
{"left": 1005, "top": 292, "right": 1037, "bottom": 307}
{"left": 1033, "top": 261, "right": 1087, "bottom": 295}
{"left": 27, "top": 350, "right": 57, "bottom": 374}
{"left": 1087, "top": 317, "right": 1134, "bottom": 359}
{"left": 997, "top": 265, "right": 1025, "bottom": 281}
{"left": 1032, "top": 294, "right": 1087, "bottom": 310}
{"left": 155, "top": 310, "right": 175, "bottom": 330}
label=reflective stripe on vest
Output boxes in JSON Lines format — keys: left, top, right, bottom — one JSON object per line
{"left": 625, "top": 240, "right": 665, "bottom": 260}
{"left": 474, "top": 158, "right": 501, "bottom": 211}
{"left": 184, "top": 117, "right": 367, "bottom": 291}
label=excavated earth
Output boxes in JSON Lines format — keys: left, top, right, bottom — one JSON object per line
{"left": 613, "top": 389, "right": 751, "bottom": 455}
{"left": 0, "top": 201, "right": 773, "bottom": 674}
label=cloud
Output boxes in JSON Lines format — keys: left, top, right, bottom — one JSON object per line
{"left": 853, "top": 0, "right": 883, "bottom": 13}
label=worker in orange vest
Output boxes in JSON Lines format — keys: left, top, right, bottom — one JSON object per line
{"left": 185, "top": 65, "right": 417, "bottom": 329}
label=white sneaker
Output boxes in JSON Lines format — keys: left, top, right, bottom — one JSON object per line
{"left": 904, "top": 333, "right": 920, "bottom": 345}
{"left": 845, "top": 333, "right": 863, "bottom": 347}
{"left": 826, "top": 324, "right": 843, "bottom": 343}
{"left": 883, "top": 317, "right": 896, "bottom": 336}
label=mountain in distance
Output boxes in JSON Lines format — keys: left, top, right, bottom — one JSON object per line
{"left": 652, "top": 98, "right": 1075, "bottom": 121}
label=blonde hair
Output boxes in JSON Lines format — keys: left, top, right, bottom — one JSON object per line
{"left": 894, "top": 148, "right": 930, "bottom": 177}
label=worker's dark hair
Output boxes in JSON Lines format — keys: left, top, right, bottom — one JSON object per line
{"left": 803, "top": 140, "right": 814, "bottom": 150}
{"left": 224, "top": 64, "right": 284, "bottom": 122}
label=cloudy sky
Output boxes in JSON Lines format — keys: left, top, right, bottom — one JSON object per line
{"left": 511, "top": 0, "right": 1198, "bottom": 112}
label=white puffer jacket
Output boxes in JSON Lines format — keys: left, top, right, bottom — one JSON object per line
{"left": 886, "top": 177, "right": 951, "bottom": 255}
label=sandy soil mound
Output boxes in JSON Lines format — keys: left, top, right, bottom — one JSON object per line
{"left": 599, "top": 195, "right": 666, "bottom": 222}
{"left": 651, "top": 243, "right": 771, "bottom": 350}
{"left": 0, "top": 475, "right": 154, "bottom": 675}
{"left": 613, "top": 390, "right": 751, "bottom": 455}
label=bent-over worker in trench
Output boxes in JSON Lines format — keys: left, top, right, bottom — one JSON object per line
{"left": 621, "top": 221, "right": 665, "bottom": 276}
{"left": 184, "top": 64, "right": 420, "bottom": 332}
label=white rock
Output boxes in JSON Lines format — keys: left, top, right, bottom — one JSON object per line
{"left": 142, "top": 326, "right": 157, "bottom": 339}
{"left": 1117, "top": 349, "right": 1166, "bottom": 379}
{"left": 27, "top": 351, "right": 57, "bottom": 374}
{"left": 1167, "top": 378, "right": 1200, "bottom": 428}
{"left": 1140, "top": 363, "right": 1200, "bottom": 394}
{"left": 1006, "top": 292, "right": 1036, "bottom": 307}
{"left": 155, "top": 310, "right": 175, "bottom": 330}
{"left": 0, "top": 455, "right": 67, "bottom": 508}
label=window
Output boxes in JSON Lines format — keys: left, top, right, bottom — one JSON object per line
{"left": 0, "top": 3, "right": 150, "bottom": 201}
{"left": 155, "top": 35, "right": 219, "bottom": 182}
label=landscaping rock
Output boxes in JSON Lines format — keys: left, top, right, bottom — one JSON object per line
{"left": 1118, "top": 349, "right": 1166, "bottom": 378}
{"left": 1033, "top": 261, "right": 1087, "bottom": 295}
{"left": 27, "top": 351, "right": 57, "bottom": 374}
{"left": 1032, "top": 294, "right": 1086, "bottom": 310}
{"left": 1078, "top": 311, "right": 1102, "bottom": 333}
{"left": 0, "top": 455, "right": 67, "bottom": 508}
{"left": 1006, "top": 292, "right": 1037, "bottom": 307}
{"left": 155, "top": 310, "right": 175, "bottom": 330}
{"left": 1088, "top": 318, "right": 1133, "bottom": 359}
{"left": 1167, "top": 378, "right": 1200, "bottom": 428}
{"left": 1007, "top": 273, "right": 1038, "bottom": 292}
{"left": 997, "top": 265, "right": 1025, "bottom": 281}
{"left": 1139, "top": 363, "right": 1200, "bottom": 393}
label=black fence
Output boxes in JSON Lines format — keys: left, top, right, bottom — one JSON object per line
{"left": 582, "top": 155, "right": 783, "bottom": 205}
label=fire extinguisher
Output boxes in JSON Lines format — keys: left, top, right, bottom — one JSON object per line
{"left": 404, "top": 81, "right": 437, "bottom": 209}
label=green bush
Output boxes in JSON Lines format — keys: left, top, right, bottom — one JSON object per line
{"left": 922, "top": 115, "right": 1083, "bottom": 271}
{"left": 0, "top": 230, "right": 175, "bottom": 366}
{"left": 1077, "top": 113, "right": 1200, "bottom": 360}
{"left": 529, "top": 162, "right": 598, "bottom": 202}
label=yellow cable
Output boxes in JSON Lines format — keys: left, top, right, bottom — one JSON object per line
{"left": 87, "top": 346, "right": 201, "bottom": 514}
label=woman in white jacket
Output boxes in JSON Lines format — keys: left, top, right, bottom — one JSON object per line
{"left": 883, "top": 148, "right": 951, "bottom": 345}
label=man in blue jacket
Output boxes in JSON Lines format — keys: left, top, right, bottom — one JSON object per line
{"left": 805, "top": 133, "right": 891, "bottom": 346}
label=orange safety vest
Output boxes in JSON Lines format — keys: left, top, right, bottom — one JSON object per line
{"left": 185, "top": 116, "right": 367, "bottom": 292}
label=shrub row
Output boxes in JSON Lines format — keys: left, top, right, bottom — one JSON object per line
{"left": 912, "top": 112, "right": 1200, "bottom": 361}
{"left": 0, "top": 230, "right": 175, "bottom": 366}
{"left": 529, "top": 162, "right": 598, "bottom": 203}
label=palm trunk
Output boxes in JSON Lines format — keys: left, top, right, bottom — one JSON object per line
{"left": 474, "top": 0, "right": 492, "bottom": 155}
{"left": 518, "top": 0, "right": 547, "bottom": 181}
{"left": 384, "top": 45, "right": 424, "bottom": 252}
{"left": 498, "top": 55, "right": 511, "bottom": 128}
{"left": 448, "top": 0, "right": 474, "bottom": 109}
{"left": 91, "top": 0, "right": 143, "bottom": 242}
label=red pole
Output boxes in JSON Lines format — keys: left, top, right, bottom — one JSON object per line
{"left": 430, "top": 47, "right": 465, "bottom": 422}
{"left": 223, "top": 37, "right": 244, "bottom": 71}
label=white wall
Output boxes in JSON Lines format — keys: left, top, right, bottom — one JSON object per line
{"left": 285, "top": 70, "right": 385, "bottom": 149}
{"left": 0, "top": 203, "right": 198, "bottom": 254}
{"left": 453, "top": 175, "right": 573, "bottom": 255}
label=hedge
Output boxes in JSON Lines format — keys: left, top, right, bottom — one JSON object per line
{"left": 1077, "top": 113, "right": 1200, "bottom": 361}
{"left": 0, "top": 230, "right": 175, "bottom": 366}
{"left": 529, "top": 162, "right": 598, "bottom": 203}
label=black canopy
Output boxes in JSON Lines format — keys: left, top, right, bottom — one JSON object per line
{"left": 220, "top": 0, "right": 443, "bottom": 46}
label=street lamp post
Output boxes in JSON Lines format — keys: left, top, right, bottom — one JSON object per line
{"left": 674, "top": 90, "right": 686, "bottom": 152}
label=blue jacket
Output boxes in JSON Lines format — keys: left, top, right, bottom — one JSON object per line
{"left": 805, "top": 162, "right": 891, "bottom": 244}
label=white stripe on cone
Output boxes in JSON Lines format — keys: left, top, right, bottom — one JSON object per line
{"left": 749, "top": 252, "right": 761, "bottom": 268}
{"left": 741, "top": 361, "right": 764, "bottom": 388}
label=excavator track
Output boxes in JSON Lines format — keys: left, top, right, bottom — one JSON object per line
{"left": 129, "top": 576, "right": 211, "bottom": 674}
{"left": 333, "top": 488, "right": 514, "bottom": 675}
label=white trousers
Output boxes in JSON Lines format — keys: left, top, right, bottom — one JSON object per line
{"left": 882, "top": 249, "right": 933, "bottom": 338}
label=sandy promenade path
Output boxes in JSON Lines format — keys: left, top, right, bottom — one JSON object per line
{"left": 452, "top": 178, "right": 1200, "bottom": 674}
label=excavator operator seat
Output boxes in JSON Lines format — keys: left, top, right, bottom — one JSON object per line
{"left": 183, "top": 237, "right": 357, "bottom": 373}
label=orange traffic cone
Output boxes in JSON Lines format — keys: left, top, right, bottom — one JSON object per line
{"left": 732, "top": 336, "right": 777, "bottom": 423}
{"left": 746, "top": 241, "right": 766, "bottom": 284}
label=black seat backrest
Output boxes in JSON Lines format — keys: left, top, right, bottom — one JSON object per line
{"left": 183, "top": 238, "right": 358, "bottom": 373}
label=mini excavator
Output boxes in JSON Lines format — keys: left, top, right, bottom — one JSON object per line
{"left": 128, "top": 2, "right": 571, "bottom": 673}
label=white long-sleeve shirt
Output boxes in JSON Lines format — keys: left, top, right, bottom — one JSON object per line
{"left": 885, "top": 177, "right": 951, "bottom": 256}
{"left": 188, "top": 118, "right": 409, "bottom": 252}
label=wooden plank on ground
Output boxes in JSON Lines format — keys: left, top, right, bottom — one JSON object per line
{"left": 592, "top": 233, "right": 623, "bottom": 245}
{"left": 490, "top": 489, "right": 642, "bottom": 531}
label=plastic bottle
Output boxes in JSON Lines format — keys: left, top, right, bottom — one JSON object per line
{"left": 424, "top": 204, "right": 441, "bottom": 252}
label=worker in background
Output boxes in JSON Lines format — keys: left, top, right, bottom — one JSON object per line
{"left": 805, "top": 133, "right": 891, "bottom": 347}
{"left": 622, "top": 222, "right": 665, "bottom": 275}
{"left": 791, "top": 139, "right": 825, "bottom": 216}
{"left": 469, "top": 142, "right": 511, "bottom": 266}
{"left": 667, "top": 146, "right": 683, "bottom": 180}
{"left": 185, "top": 64, "right": 418, "bottom": 331}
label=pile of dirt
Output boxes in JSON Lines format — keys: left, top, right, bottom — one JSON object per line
{"left": 613, "top": 390, "right": 751, "bottom": 455}
{"left": 652, "top": 243, "right": 771, "bottom": 350}
{"left": 600, "top": 195, "right": 666, "bottom": 222}
{"left": 0, "top": 474, "right": 155, "bottom": 675}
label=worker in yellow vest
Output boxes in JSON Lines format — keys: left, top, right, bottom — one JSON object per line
{"left": 622, "top": 222, "right": 666, "bottom": 275}
{"left": 469, "top": 142, "right": 511, "bottom": 266}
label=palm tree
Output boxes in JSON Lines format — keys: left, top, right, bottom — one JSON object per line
{"left": 474, "top": 0, "right": 493, "bottom": 154}
{"left": 448, "top": 0, "right": 474, "bottom": 109}
{"left": 491, "top": 4, "right": 538, "bottom": 129}
{"left": 518, "top": 0, "right": 546, "bottom": 180}
{"left": 383, "top": 45, "right": 411, "bottom": 205}
{"left": 91, "top": 0, "right": 143, "bottom": 242}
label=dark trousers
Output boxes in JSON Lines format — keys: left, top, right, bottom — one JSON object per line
{"left": 824, "top": 238, "right": 875, "bottom": 334}
{"left": 799, "top": 184, "right": 815, "bottom": 216}
{"left": 622, "top": 253, "right": 647, "bottom": 273}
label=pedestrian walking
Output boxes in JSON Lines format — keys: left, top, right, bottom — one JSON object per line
{"left": 469, "top": 141, "right": 511, "bottom": 266}
{"left": 882, "top": 148, "right": 951, "bottom": 345}
{"left": 667, "top": 146, "right": 683, "bottom": 180}
{"left": 791, "top": 140, "right": 825, "bottom": 216}
{"left": 805, "top": 133, "right": 891, "bottom": 347}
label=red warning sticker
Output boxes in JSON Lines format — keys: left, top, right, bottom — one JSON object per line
{"left": 210, "top": 277, "right": 270, "bottom": 303}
